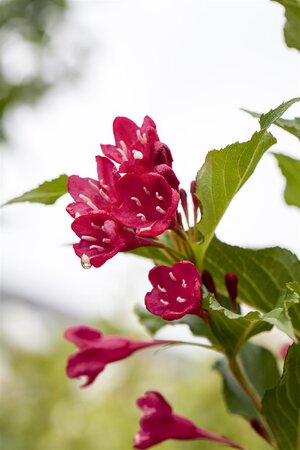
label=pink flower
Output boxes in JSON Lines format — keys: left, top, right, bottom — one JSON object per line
{"left": 64, "top": 326, "right": 161, "bottom": 387}
{"left": 71, "top": 212, "right": 152, "bottom": 268}
{"left": 112, "top": 172, "right": 180, "bottom": 236}
{"left": 134, "top": 391, "right": 244, "bottom": 449}
{"left": 66, "top": 156, "right": 120, "bottom": 218}
{"left": 100, "top": 116, "right": 173, "bottom": 174}
{"left": 145, "top": 261, "right": 203, "bottom": 320}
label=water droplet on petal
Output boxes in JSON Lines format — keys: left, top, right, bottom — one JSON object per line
{"left": 81, "top": 253, "right": 91, "bottom": 269}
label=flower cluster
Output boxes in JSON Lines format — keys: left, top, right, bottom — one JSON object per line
{"left": 67, "top": 116, "right": 180, "bottom": 268}
{"left": 65, "top": 116, "right": 242, "bottom": 450}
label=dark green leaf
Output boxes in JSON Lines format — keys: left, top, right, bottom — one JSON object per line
{"left": 262, "top": 343, "right": 300, "bottom": 450}
{"left": 203, "top": 296, "right": 272, "bottom": 357}
{"left": 272, "top": 0, "right": 300, "bottom": 51}
{"left": 215, "top": 343, "right": 280, "bottom": 420}
{"left": 273, "top": 153, "right": 300, "bottom": 208}
{"left": 284, "top": 282, "right": 300, "bottom": 336}
{"left": 196, "top": 131, "right": 276, "bottom": 263}
{"left": 204, "top": 238, "right": 300, "bottom": 312}
{"left": 3, "top": 175, "right": 68, "bottom": 206}
{"left": 134, "top": 304, "right": 217, "bottom": 342}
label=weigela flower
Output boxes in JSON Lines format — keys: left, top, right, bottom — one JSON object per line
{"left": 145, "top": 261, "right": 202, "bottom": 320}
{"left": 112, "top": 172, "right": 180, "bottom": 236}
{"left": 134, "top": 391, "right": 244, "bottom": 449}
{"left": 64, "top": 325, "right": 161, "bottom": 387}
{"left": 67, "top": 156, "right": 120, "bottom": 218}
{"left": 71, "top": 212, "right": 152, "bottom": 268}
{"left": 100, "top": 116, "right": 173, "bottom": 174}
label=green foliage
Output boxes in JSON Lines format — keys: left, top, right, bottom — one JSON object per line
{"left": 3, "top": 174, "right": 68, "bottom": 206}
{"left": 130, "top": 246, "right": 173, "bottom": 265}
{"left": 272, "top": 0, "right": 300, "bottom": 51}
{"left": 242, "top": 109, "right": 300, "bottom": 140}
{"left": 273, "top": 153, "right": 300, "bottom": 208}
{"left": 215, "top": 343, "right": 280, "bottom": 420}
{"left": 258, "top": 97, "right": 300, "bottom": 130}
{"left": 262, "top": 343, "right": 300, "bottom": 450}
{"left": 134, "top": 304, "right": 218, "bottom": 343}
{"left": 195, "top": 131, "right": 276, "bottom": 263}
{"left": 204, "top": 237, "right": 300, "bottom": 312}
{"left": 284, "top": 282, "right": 300, "bottom": 336}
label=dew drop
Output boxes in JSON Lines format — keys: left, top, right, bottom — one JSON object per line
{"left": 81, "top": 254, "right": 92, "bottom": 269}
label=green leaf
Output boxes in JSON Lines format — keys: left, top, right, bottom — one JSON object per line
{"left": 204, "top": 237, "right": 300, "bottom": 312}
{"left": 215, "top": 343, "right": 280, "bottom": 420}
{"left": 203, "top": 296, "right": 272, "bottom": 357}
{"left": 242, "top": 109, "right": 300, "bottom": 139}
{"left": 284, "top": 282, "right": 300, "bottom": 336}
{"left": 273, "top": 153, "right": 300, "bottom": 208}
{"left": 272, "top": 0, "right": 300, "bottom": 51}
{"left": 134, "top": 304, "right": 217, "bottom": 342}
{"left": 195, "top": 131, "right": 277, "bottom": 264}
{"left": 3, "top": 175, "right": 68, "bottom": 206}
{"left": 262, "top": 342, "right": 300, "bottom": 450}
{"left": 129, "top": 246, "right": 173, "bottom": 265}
{"left": 258, "top": 97, "right": 300, "bottom": 130}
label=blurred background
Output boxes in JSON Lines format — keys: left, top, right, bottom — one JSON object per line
{"left": 0, "top": 0, "right": 299, "bottom": 449}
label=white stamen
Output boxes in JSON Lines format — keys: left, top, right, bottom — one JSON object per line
{"left": 88, "top": 180, "right": 99, "bottom": 191}
{"left": 101, "top": 225, "right": 106, "bottom": 232}
{"left": 143, "top": 186, "right": 151, "bottom": 195}
{"left": 155, "top": 192, "right": 164, "bottom": 201}
{"left": 78, "top": 194, "right": 98, "bottom": 210}
{"left": 176, "top": 296, "right": 187, "bottom": 303}
{"left": 132, "top": 150, "right": 144, "bottom": 160}
{"left": 169, "top": 272, "right": 177, "bottom": 281}
{"left": 99, "top": 188, "right": 110, "bottom": 202}
{"left": 181, "top": 279, "right": 187, "bottom": 288}
{"left": 160, "top": 299, "right": 169, "bottom": 306}
{"left": 120, "top": 140, "right": 127, "bottom": 152}
{"left": 91, "top": 222, "right": 101, "bottom": 230}
{"left": 136, "top": 129, "right": 147, "bottom": 145}
{"left": 139, "top": 226, "right": 152, "bottom": 232}
{"left": 102, "top": 238, "right": 111, "bottom": 244}
{"left": 137, "top": 213, "right": 147, "bottom": 222}
{"left": 99, "top": 179, "right": 110, "bottom": 190}
{"left": 81, "top": 235, "right": 98, "bottom": 242}
{"left": 131, "top": 196, "right": 142, "bottom": 207}
{"left": 89, "top": 245, "right": 104, "bottom": 251}
{"left": 157, "top": 284, "right": 167, "bottom": 293}
{"left": 116, "top": 141, "right": 128, "bottom": 161}
{"left": 156, "top": 206, "right": 167, "bottom": 214}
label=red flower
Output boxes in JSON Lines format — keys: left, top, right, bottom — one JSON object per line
{"left": 134, "top": 391, "right": 244, "bottom": 449}
{"left": 145, "top": 261, "right": 202, "bottom": 320}
{"left": 64, "top": 326, "right": 161, "bottom": 387}
{"left": 101, "top": 116, "right": 173, "bottom": 174}
{"left": 71, "top": 212, "right": 151, "bottom": 268}
{"left": 112, "top": 172, "right": 180, "bottom": 236}
{"left": 67, "top": 156, "right": 120, "bottom": 218}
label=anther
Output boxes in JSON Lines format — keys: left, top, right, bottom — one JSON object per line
{"left": 157, "top": 284, "right": 167, "bottom": 293}
{"left": 155, "top": 192, "right": 164, "bottom": 201}
{"left": 132, "top": 150, "right": 143, "bottom": 160}
{"left": 143, "top": 186, "right": 151, "bottom": 195}
{"left": 99, "top": 179, "right": 110, "bottom": 190}
{"left": 131, "top": 196, "right": 142, "bottom": 207}
{"left": 176, "top": 296, "right": 186, "bottom": 303}
{"left": 99, "top": 189, "right": 110, "bottom": 202}
{"left": 137, "top": 213, "right": 147, "bottom": 221}
{"left": 156, "top": 206, "right": 166, "bottom": 214}
{"left": 160, "top": 299, "right": 169, "bottom": 306}
{"left": 136, "top": 129, "right": 147, "bottom": 144}
{"left": 78, "top": 194, "right": 98, "bottom": 210}
{"left": 88, "top": 180, "right": 100, "bottom": 191}
{"left": 102, "top": 238, "right": 111, "bottom": 244}
{"left": 181, "top": 279, "right": 187, "bottom": 288}
{"left": 82, "top": 235, "right": 98, "bottom": 242}
{"left": 91, "top": 222, "right": 101, "bottom": 230}
{"left": 169, "top": 272, "right": 177, "bottom": 281}
{"left": 89, "top": 245, "right": 104, "bottom": 251}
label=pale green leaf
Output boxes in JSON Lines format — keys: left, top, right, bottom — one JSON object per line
{"left": 196, "top": 131, "right": 276, "bottom": 263}
{"left": 242, "top": 108, "right": 300, "bottom": 139}
{"left": 3, "top": 175, "right": 68, "bottom": 206}
{"left": 204, "top": 238, "right": 300, "bottom": 312}
{"left": 262, "top": 342, "right": 300, "bottom": 450}
{"left": 273, "top": 153, "right": 300, "bottom": 208}
{"left": 272, "top": 0, "right": 300, "bottom": 51}
{"left": 259, "top": 97, "right": 300, "bottom": 130}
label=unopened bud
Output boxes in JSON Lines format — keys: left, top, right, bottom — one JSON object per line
{"left": 250, "top": 419, "right": 270, "bottom": 443}
{"left": 202, "top": 270, "right": 218, "bottom": 298}
{"left": 190, "top": 180, "right": 198, "bottom": 210}
{"left": 225, "top": 273, "right": 238, "bottom": 302}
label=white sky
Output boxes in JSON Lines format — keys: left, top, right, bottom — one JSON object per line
{"left": 1, "top": 0, "right": 300, "bottom": 321}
